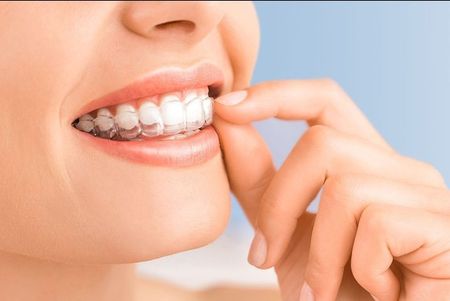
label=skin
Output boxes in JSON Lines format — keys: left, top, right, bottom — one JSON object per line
{"left": 0, "top": 1, "right": 265, "bottom": 300}
{"left": 0, "top": 1, "right": 448, "bottom": 301}
{"left": 213, "top": 81, "right": 450, "bottom": 300}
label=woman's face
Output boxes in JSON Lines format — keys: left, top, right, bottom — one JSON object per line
{"left": 0, "top": 2, "right": 259, "bottom": 263}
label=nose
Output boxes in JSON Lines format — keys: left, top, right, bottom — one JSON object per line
{"left": 122, "top": 1, "right": 224, "bottom": 44}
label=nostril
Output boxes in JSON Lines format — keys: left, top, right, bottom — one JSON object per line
{"left": 154, "top": 20, "right": 195, "bottom": 34}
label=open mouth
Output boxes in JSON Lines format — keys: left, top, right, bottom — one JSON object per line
{"left": 71, "top": 63, "right": 224, "bottom": 167}
{"left": 72, "top": 86, "right": 217, "bottom": 141}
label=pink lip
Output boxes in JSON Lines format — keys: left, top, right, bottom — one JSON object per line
{"left": 74, "top": 62, "right": 224, "bottom": 119}
{"left": 74, "top": 126, "right": 220, "bottom": 167}
{"left": 72, "top": 63, "right": 224, "bottom": 168}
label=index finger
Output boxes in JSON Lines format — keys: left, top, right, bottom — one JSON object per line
{"left": 214, "top": 79, "right": 391, "bottom": 150}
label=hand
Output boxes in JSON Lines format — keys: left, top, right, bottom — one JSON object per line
{"left": 212, "top": 79, "right": 450, "bottom": 301}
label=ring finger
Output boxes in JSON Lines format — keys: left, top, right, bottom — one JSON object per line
{"left": 304, "top": 175, "right": 450, "bottom": 300}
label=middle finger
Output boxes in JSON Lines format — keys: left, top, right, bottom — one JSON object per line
{"left": 254, "top": 125, "right": 444, "bottom": 269}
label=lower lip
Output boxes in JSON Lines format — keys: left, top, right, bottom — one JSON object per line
{"left": 74, "top": 126, "right": 220, "bottom": 167}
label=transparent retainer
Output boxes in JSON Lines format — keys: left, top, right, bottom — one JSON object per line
{"left": 72, "top": 97, "right": 214, "bottom": 141}
{"left": 116, "top": 110, "right": 142, "bottom": 139}
{"left": 94, "top": 115, "right": 117, "bottom": 139}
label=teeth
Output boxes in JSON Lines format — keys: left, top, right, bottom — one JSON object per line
{"left": 115, "top": 104, "right": 141, "bottom": 139}
{"left": 74, "top": 87, "right": 214, "bottom": 140}
{"left": 202, "top": 97, "right": 213, "bottom": 125}
{"left": 160, "top": 94, "right": 185, "bottom": 135}
{"left": 116, "top": 104, "right": 139, "bottom": 130}
{"left": 160, "top": 93, "right": 180, "bottom": 103}
{"left": 75, "top": 114, "right": 95, "bottom": 133}
{"left": 185, "top": 96, "right": 205, "bottom": 131}
{"left": 139, "top": 101, "right": 164, "bottom": 137}
{"left": 183, "top": 89, "right": 198, "bottom": 103}
{"left": 94, "top": 108, "right": 117, "bottom": 138}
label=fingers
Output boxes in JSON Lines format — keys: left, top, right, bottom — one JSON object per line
{"left": 303, "top": 175, "right": 450, "bottom": 300}
{"left": 214, "top": 79, "right": 391, "bottom": 150}
{"left": 212, "top": 116, "right": 275, "bottom": 225}
{"left": 251, "top": 125, "right": 444, "bottom": 268}
{"left": 351, "top": 204, "right": 450, "bottom": 301}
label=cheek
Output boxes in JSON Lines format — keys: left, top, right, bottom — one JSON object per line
{"left": 220, "top": 2, "right": 260, "bottom": 90}
{"left": 61, "top": 138, "right": 231, "bottom": 263}
{"left": 0, "top": 132, "right": 230, "bottom": 264}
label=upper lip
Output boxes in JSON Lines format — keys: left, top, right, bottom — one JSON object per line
{"left": 72, "top": 62, "right": 224, "bottom": 121}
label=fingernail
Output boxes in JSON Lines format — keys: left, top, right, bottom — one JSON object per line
{"left": 214, "top": 90, "right": 247, "bottom": 106}
{"left": 299, "top": 282, "right": 314, "bottom": 301}
{"left": 248, "top": 229, "right": 267, "bottom": 267}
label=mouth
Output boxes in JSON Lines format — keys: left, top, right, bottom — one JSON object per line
{"left": 71, "top": 63, "right": 224, "bottom": 167}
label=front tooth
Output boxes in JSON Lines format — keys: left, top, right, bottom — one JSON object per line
{"left": 160, "top": 94, "right": 185, "bottom": 135}
{"left": 183, "top": 90, "right": 198, "bottom": 103}
{"left": 185, "top": 96, "right": 205, "bottom": 131}
{"left": 94, "top": 108, "right": 117, "bottom": 138}
{"left": 139, "top": 101, "right": 164, "bottom": 137}
{"left": 115, "top": 104, "right": 141, "bottom": 139}
{"left": 202, "top": 97, "right": 213, "bottom": 125}
{"left": 76, "top": 114, "right": 95, "bottom": 133}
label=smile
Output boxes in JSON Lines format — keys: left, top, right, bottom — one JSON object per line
{"left": 71, "top": 63, "right": 224, "bottom": 167}
{"left": 73, "top": 87, "right": 213, "bottom": 140}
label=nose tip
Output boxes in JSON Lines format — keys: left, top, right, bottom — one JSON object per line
{"left": 122, "top": 2, "right": 224, "bottom": 43}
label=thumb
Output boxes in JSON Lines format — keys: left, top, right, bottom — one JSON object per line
{"left": 213, "top": 115, "right": 275, "bottom": 226}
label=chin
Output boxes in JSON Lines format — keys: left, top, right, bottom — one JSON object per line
{"left": 1, "top": 150, "right": 231, "bottom": 265}
{"left": 49, "top": 151, "right": 232, "bottom": 264}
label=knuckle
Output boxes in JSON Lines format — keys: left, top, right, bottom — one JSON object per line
{"left": 320, "top": 176, "right": 361, "bottom": 213}
{"left": 302, "top": 125, "right": 334, "bottom": 149}
{"left": 319, "top": 78, "right": 345, "bottom": 99}
{"left": 359, "top": 204, "right": 388, "bottom": 234}
{"left": 322, "top": 176, "right": 352, "bottom": 199}
{"left": 351, "top": 204, "right": 386, "bottom": 283}
{"left": 422, "top": 163, "right": 447, "bottom": 187}
{"left": 400, "top": 156, "right": 447, "bottom": 188}
{"left": 320, "top": 78, "right": 341, "bottom": 93}
{"left": 350, "top": 253, "right": 370, "bottom": 284}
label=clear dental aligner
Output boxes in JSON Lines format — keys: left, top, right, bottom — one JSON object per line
{"left": 72, "top": 88, "right": 214, "bottom": 141}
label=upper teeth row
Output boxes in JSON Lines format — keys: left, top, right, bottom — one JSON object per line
{"left": 73, "top": 89, "right": 213, "bottom": 140}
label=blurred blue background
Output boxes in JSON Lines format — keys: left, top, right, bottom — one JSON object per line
{"left": 231, "top": 1, "right": 450, "bottom": 224}
{"left": 139, "top": 2, "right": 450, "bottom": 287}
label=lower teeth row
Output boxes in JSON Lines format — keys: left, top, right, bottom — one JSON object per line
{"left": 72, "top": 96, "right": 213, "bottom": 141}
